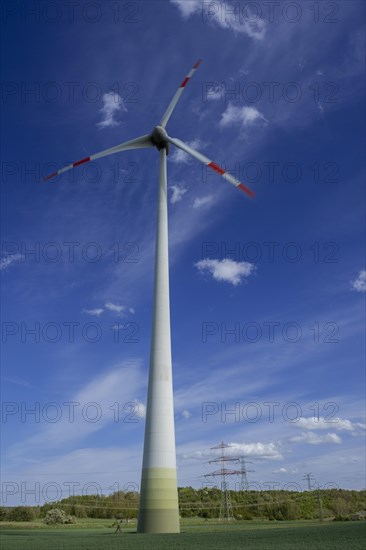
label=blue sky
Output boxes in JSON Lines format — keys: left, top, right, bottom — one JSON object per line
{"left": 1, "top": 0, "right": 365, "bottom": 505}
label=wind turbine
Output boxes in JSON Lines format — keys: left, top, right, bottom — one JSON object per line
{"left": 44, "top": 60, "right": 255, "bottom": 534}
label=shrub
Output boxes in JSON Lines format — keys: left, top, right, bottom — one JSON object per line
{"left": 0, "top": 507, "right": 8, "bottom": 521}
{"left": 333, "top": 515, "right": 350, "bottom": 521}
{"left": 44, "top": 508, "right": 75, "bottom": 525}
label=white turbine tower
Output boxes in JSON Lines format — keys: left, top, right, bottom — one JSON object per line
{"left": 44, "top": 60, "right": 255, "bottom": 533}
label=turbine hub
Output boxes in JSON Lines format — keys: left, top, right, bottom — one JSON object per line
{"left": 151, "top": 125, "right": 170, "bottom": 153}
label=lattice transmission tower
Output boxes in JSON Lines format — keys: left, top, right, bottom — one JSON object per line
{"left": 203, "top": 442, "right": 242, "bottom": 521}
{"left": 239, "top": 456, "right": 255, "bottom": 491}
{"left": 303, "top": 472, "right": 323, "bottom": 521}
{"left": 303, "top": 472, "right": 315, "bottom": 491}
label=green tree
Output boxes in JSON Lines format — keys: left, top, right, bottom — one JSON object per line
{"left": 8, "top": 506, "right": 35, "bottom": 521}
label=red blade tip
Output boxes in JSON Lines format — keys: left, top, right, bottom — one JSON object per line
{"left": 43, "top": 172, "right": 57, "bottom": 182}
{"left": 238, "top": 183, "right": 255, "bottom": 198}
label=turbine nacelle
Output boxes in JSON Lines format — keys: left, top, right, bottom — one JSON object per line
{"left": 151, "top": 125, "right": 170, "bottom": 154}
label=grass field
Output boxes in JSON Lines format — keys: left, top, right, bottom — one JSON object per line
{"left": 1, "top": 520, "right": 365, "bottom": 550}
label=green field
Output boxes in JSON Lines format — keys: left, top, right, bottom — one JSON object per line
{"left": 1, "top": 520, "right": 365, "bottom": 550}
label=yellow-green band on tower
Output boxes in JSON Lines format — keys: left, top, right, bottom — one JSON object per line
{"left": 138, "top": 467, "right": 179, "bottom": 533}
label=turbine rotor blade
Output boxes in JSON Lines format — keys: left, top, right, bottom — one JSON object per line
{"left": 43, "top": 134, "right": 153, "bottom": 182}
{"left": 167, "top": 136, "right": 255, "bottom": 198}
{"left": 160, "top": 60, "right": 202, "bottom": 128}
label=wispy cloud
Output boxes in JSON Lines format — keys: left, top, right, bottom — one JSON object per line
{"left": 170, "top": 0, "right": 267, "bottom": 40}
{"left": 105, "top": 301, "right": 126, "bottom": 316}
{"left": 273, "top": 467, "right": 298, "bottom": 474}
{"left": 1, "top": 376, "right": 34, "bottom": 389}
{"left": 195, "top": 258, "right": 255, "bottom": 286}
{"left": 96, "top": 92, "right": 127, "bottom": 129}
{"left": 170, "top": 184, "right": 188, "bottom": 204}
{"left": 193, "top": 195, "right": 213, "bottom": 208}
{"left": 294, "top": 416, "right": 365, "bottom": 434}
{"left": 170, "top": 139, "right": 205, "bottom": 164}
{"left": 0, "top": 253, "right": 23, "bottom": 271}
{"left": 82, "top": 304, "right": 135, "bottom": 317}
{"left": 289, "top": 432, "right": 342, "bottom": 445}
{"left": 219, "top": 104, "right": 268, "bottom": 129}
{"left": 82, "top": 308, "right": 104, "bottom": 317}
{"left": 7, "top": 363, "right": 144, "bottom": 455}
{"left": 170, "top": 0, "right": 201, "bottom": 18}
{"left": 5, "top": 446, "right": 143, "bottom": 502}
{"left": 351, "top": 270, "right": 366, "bottom": 292}
{"left": 205, "top": 84, "right": 221, "bottom": 101}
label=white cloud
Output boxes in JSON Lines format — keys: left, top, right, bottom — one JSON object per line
{"left": 294, "top": 416, "right": 365, "bottom": 433}
{"left": 170, "top": 0, "right": 267, "bottom": 40}
{"left": 82, "top": 302, "right": 135, "bottom": 318}
{"left": 229, "top": 441, "right": 283, "bottom": 460}
{"left": 170, "top": 0, "right": 201, "bottom": 18}
{"left": 179, "top": 441, "right": 282, "bottom": 461}
{"left": 274, "top": 467, "right": 288, "bottom": 474}
{"left": 219, "top": 104, "right": 267, "bottom": 129}
{"left": 231, "top": 18, "right": 267, "bottom": 41}
{"left": 82, "top": 308, "right": 104, "bottom": 317}
{"left": 289, "top": 432, "right": 342, "bottom": 445}
{"left": 111, "top": 322, "right": 123, "bottom": 331}
{"left": 205, "top": 84, "right": 222, "bottom": 101}
{"left": 195, "top": 258, "right": 255, "bottom": 286}
{"left": 182, "top": 410, "right": 191, "bottom": 419}
{"left": 170, "top": 139, "right": 204, "bottom": 164}
{"left": 134, "top": 401, "right": 146, "bottom": 418}
{"left": 273, "top": 467, "right": 298, "bottom": 474}
{"left": 317, "top": 102, "right": 325, "bottom": 116}
{"left": 170, "top": 184, "right": 188, "bottom": 204}
{"left": 193, "top": 195, "right": 213, "bottom": 208}
{"left": 351, "top": 270, "right": 366, "bottom": 292}
{"left": 105, "top": 301, "right": 126, "bottom": 316}
{"left": 96, "top": 92, "right": 127, "bottom": 129}
{"left": 0, "top": 253, "right": 23, "bottom": 271}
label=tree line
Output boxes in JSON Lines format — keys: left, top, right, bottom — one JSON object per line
{"left": 1, "top": 488, "right": 365, "bottom": 522}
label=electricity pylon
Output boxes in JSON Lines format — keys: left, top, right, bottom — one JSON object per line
{"left": 203, "top": 442, "right": 242, "bottom": 521}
